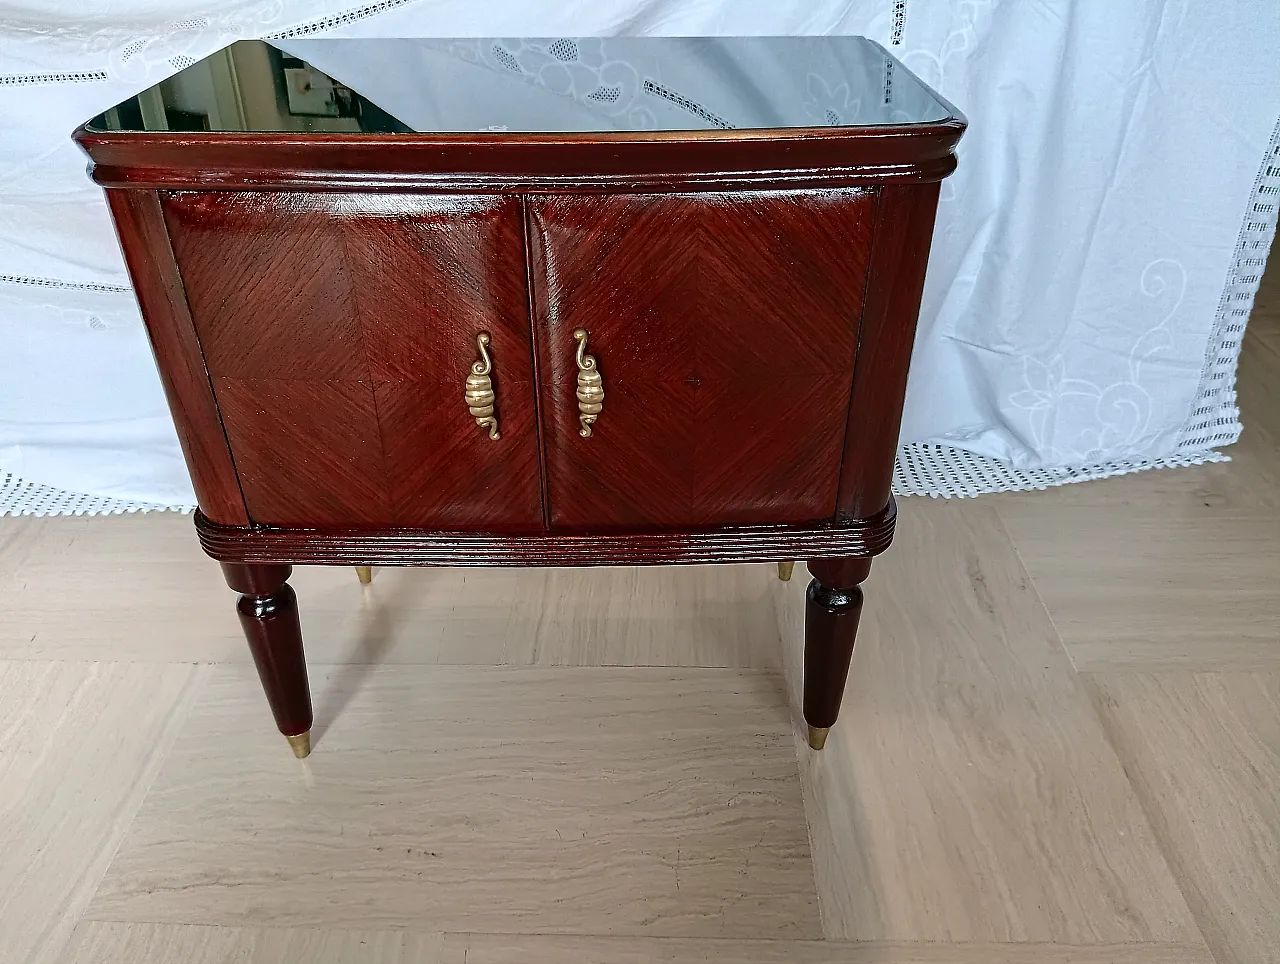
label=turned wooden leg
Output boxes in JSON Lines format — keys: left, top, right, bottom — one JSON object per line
{"left": 354, "top": 565, "right": 372, "bottom": 585}
{"left": 221, "top": 562, "right": 313, "bottom": 758}
{"left": 802, "top": 557, "right": 872, "bottom": 750}
{"left": 776, "top": 561, "right": 795, "bottom": 582}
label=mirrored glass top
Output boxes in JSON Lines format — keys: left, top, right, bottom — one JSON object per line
{"left": 86, "top": 37, "right": 954, "bottom": 136}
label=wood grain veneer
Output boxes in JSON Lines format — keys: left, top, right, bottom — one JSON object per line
{"left": 529, "top": 189, "right": 874, "bottom": 530}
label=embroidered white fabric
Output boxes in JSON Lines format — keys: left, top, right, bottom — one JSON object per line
{"left": 0, "top": 472, "right": 190, "bottom": 516}
{"left": 1, "top": 1, "right": 1278, "bottom": 515}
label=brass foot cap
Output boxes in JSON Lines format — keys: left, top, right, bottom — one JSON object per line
{"left": 807, "top": 725, "right": 829, "bottom": 751}
{"left": 777, "top": 561, "right": 795, "bottom": 582}
{"left": 286, "top": 731, "right": 312, "bottom": 759}
{"left": 355, "top": 566, "right": 373, "bottom": 585}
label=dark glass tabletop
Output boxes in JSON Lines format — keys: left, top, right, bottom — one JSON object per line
{"left": 86, "top": 37, "right": 955, "bottom": 137}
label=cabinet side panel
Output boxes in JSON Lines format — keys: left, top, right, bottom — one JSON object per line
{"left": 162, "top": 191, "right": 392, "bottom": 528}
{"left": 836, "top": 181, "right": 942, "bottom": 519}
{"left": 104, "top": 188, "right": 249, "bottom": 524}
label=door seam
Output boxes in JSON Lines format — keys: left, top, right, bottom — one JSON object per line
{"left": 521, "top": 196, "right": 553, "bottom": 531}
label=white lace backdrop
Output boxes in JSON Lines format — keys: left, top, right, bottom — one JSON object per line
{"left": 1, "top": 1, "right": 1277, "bottom": 514}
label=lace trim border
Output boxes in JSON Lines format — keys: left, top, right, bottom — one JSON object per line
{"left": 1, "top": 474, "right": 192, "bottom": 517}
{"left": 0, "top": 69, "right": 108, "bottom": 86}
{"left": 1, "top": 274, "right": 132, "bottom": 294}
{"left": 1173, "top": 111, "right": 1280, "bottom": 455}
{"left": 265, "top": 0, "right": 423, "bottom": 39}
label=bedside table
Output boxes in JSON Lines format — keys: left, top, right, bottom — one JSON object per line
{"left": 75, "top": 37, "right": 964, "bottom": 757}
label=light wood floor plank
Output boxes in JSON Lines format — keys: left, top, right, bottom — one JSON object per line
{"left": 56, "top": 921, "right": 442, "bottom": 963}
{"left": 996, "top": 506, "right": 1280, "bottom": 671}
{"left": 1088, "top": 671, "right": 1280, "bottom": 964}
{"left": 774, "top": 499, "right": 1198, "bottom": 943}
{"left": 0, "top": 513, "right": 779, "bottom": 668}
{"left": 86, "top": 665, "right": 817, "bottom": 937}
{"left": 0, "top": 660, "right": 205, "bottom": 964}
{"left": 441, "top": 933, "right": 1212, "bottom": 963}
{"left": 989, "top": 263, "right": 1280, "bottom": 663}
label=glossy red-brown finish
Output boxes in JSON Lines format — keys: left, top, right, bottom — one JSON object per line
{"left": 104, "top": 189, "right": 248, "bottom": 525}
{"left": 221, "top": 562, "right": 312, "bottom": 738}
{"left": 76, "top": 121, "right": 965, "bottom": 193}
{"left": 836, "top": 182, "right": 943, "bottom": 519}
{"left": 214, "top": 377, "right": 387, "bottom": 527}
{"left": 354, "top": 196, "right": 541, "bottom": 529}
{"left": 162, "top": 191, "right": 542, "bottom": 531}
{"left": 803, "top": 556, "right": 873, "bottom": 732}
{"left": 220, "top": 561, "right": 293, "bottom": 595}
{"left": 807, "top": 556, "right": 874, "bottom": 587}
{"left": 195, "top": 499, "right": 896, "bottom": 567}
{"left": 529, "top": 190, "right": 874, "bottom": 530}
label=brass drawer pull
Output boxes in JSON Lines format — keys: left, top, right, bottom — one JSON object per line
{"left": 573, "top": 328, "right": 604, "bottom": 437}
{"left": 465, "top": 331, "right": 500, "bottom": 440}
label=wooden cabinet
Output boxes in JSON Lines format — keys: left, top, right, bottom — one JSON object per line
{"left": 76, "top": 36, "right": 964, "bottom": 760}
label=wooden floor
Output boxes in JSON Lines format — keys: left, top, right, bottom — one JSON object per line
{"left": 3, "top": 268, "right": 1278, "bottom": 964}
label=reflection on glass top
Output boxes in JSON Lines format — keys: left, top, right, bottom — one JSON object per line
{"left": 86, "top": 37, "right": 955, "bottom": 136}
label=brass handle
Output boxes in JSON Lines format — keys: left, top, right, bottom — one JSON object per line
{"left": 465, "top": 332, "right": 500, "bottom": 440}
{"left": 573, "top": 328, "right": 604, "bottom": 437}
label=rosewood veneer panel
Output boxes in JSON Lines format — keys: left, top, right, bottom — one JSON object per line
{"left": 163, "top": 192, "right": 365, "bottom": 380}
{"left": 164, "top": 192, "right": 541, "bottom": 530}
{"left": 347, "top": 195, "right": 542, "bottom": 530}
{"left": 374, "top": 378, "right": 542, "bottom": 531}
{"left": 529, "top": 190, "right": 875, "bottom": 530}
{"left": 216, "top": 377, "right": 391, "bottom": 528}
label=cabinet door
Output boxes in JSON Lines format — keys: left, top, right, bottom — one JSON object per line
{"left": 529, "top": 191, "right": 875, "bottom": 530}
{"left": 163, "top": 192, "right": 542, "bottom": 530}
